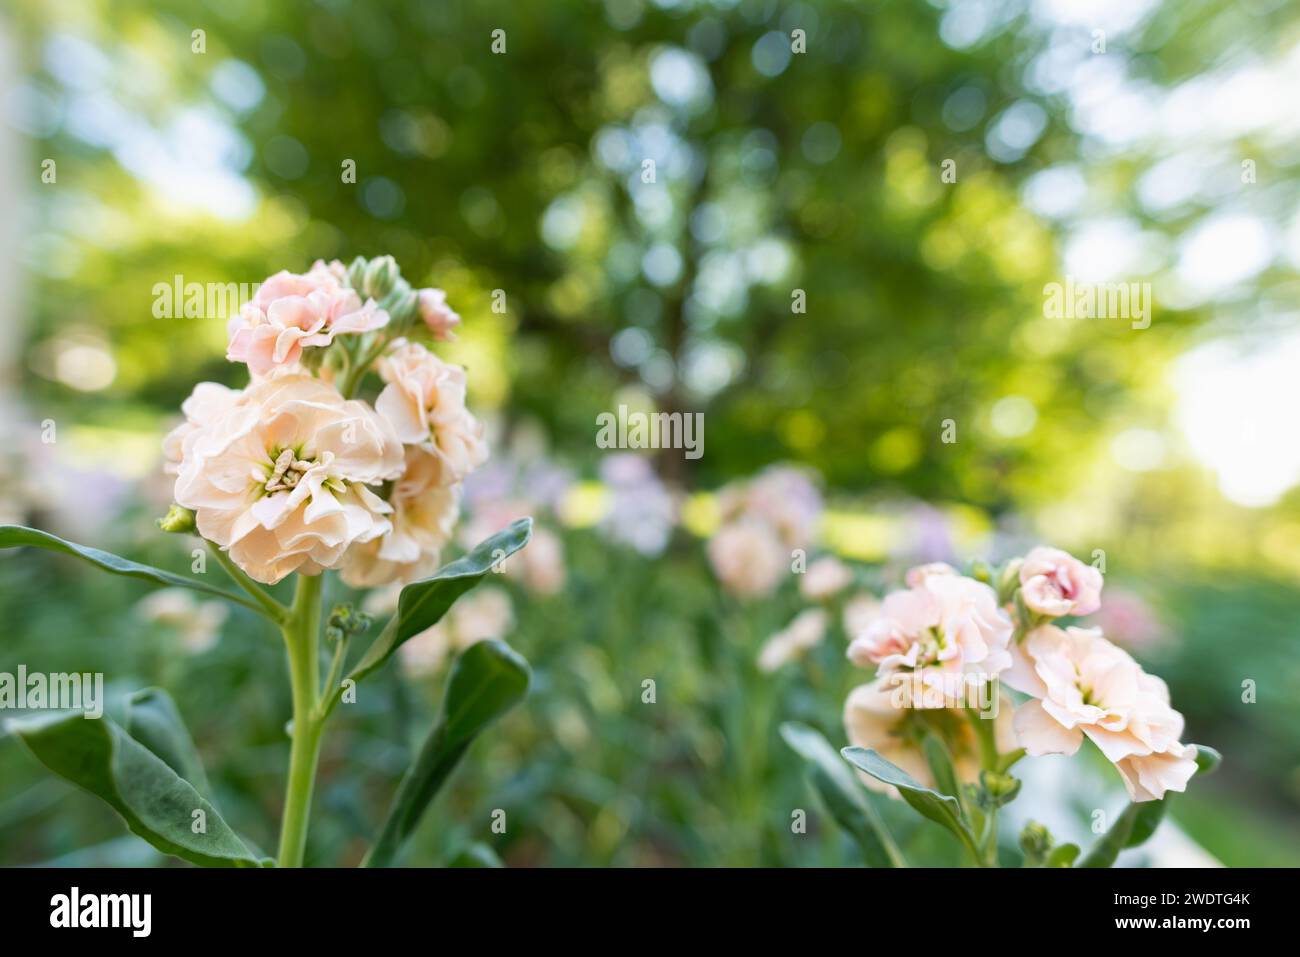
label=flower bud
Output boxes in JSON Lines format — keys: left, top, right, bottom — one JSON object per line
{"left": 978, "top": 769, "right": 1022, "bottom": 807}
{"left": 157, "top": 504, "right": 196, "bottom": 534}
{"left": 363, "top": 255, "right": 400, "bottom": 299}
{"left": 996, "top": 558, "right": 1023, "bottom": 605}
{"left": 345, "top": 256, "right": 367, "bottom": 291}
{"left": 1019, "top": 820, "right": 1054, "bottom": 866}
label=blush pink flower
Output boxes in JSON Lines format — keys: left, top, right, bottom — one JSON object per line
{"left": 172, "top": 374, "right": 404, "bottom": 584}
{"left": 1019, "top": 546, "right": 1103, "bottom": 618}
{"left": 340, "top": 445, "right": 461, "bottom": 588}
{"left": 227, "top": 260, "right": 389, "bottom": 377}
{"left": 416, "top": 288, "right": 461, "bottom": 341}
{"left": 846, "top": 568, "right": 1013, "bottom": 700}
{"left": 707, "top": 517, "right": 787, "bottom": 599}
{"left": 1007, "top": 625, "right": 1198, "bottom": 802}
{"left": 162, "top": 381, "right": 241, "bottom": 474}
{"left": 375, "top": 340, "right": 488, "bottom": 482}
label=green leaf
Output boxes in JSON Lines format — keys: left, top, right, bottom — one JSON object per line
{"left": 1192, "top": 744, "right": 1221, "bottom": 776}
{"left": 780, "top": 722, "right": 904, "bottom": 867}
{"left": 1046, "top": 843, "right": 1080, "bottom": 867}
{"left": 0, "top": 525, "right": 260, "bottom": 614}
{"left": 446, "top": 843, "right": 504, "bottom": 868}
{"left": 922, "top": 733, "right": 960, "bottom": 799}
{"left": 123, "top": 688, "right": 209, "bottom": 794}
{"left": 1125, "top": 800, "right": 1168, "bottom": 849}
{"left": 364, "top": 640, "right": 531, "bottom": 867}
{"left": 346, "top": 519, "right": 532, "bottom": 689}
{"left": 1078, "top": 802, "right": 1143, "bottom": 868}
{"left": 7, "top": 711, "right": 267, "bottom": 867}
{"left": 841, "top": 746, "right": 979, "bottom": 859}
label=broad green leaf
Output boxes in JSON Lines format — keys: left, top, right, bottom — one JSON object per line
{"left": 346, "top": 519, "right": 532, "bottom": 689}
{"left": 7, "top": 711, "right": 267, "bottom": 867}
{"left": 780, "top": 722, "right": 904, "bottom": 867}
{"left": 446, "top": 843, "right": 504, "bottom": 868}
{"left": 1046, "top": 843, "right": 1080, "bottom": 867}
{"left": 364, "top": 640, "right": 531, "bottom": 867}
{"left": 0, "top": 525, "right": 259, "bottom": 614}
{"left": 124, "top": 688, "right": 209, "bottom": 793}
{"left": 841, "top": 746, "right": 979, "bottom": 858}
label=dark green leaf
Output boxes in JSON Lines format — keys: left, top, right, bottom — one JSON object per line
{"left": 346, "top": 519, "right": 532, "bottom": 688}
{"left": 0, "top": 525, "right": 257, "bottom": 612}
{"left": 841, "top": 746, "right": 978, "bottom": 857}
{"left": 364, "top": 640, "right": 531, "bottom": 867}
{"left": 781, "top": 722, "right": 903, "bottom": 867}
{"left": 123, "top": 688, "right": 210, "bottom": 793}
{"left": 7, "top": 711, "right": 266, "bottom": 867}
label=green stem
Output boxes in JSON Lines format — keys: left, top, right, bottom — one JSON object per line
{"left": 314, "top": 635, "right": 349, "bottom": 724}
{"left": 277, "top": 573, "right": 324, "bottom": 867}
{"left": 207, "top": 542, "right": 288, "bottom": 623}
{"left": 338, "top": 336, "right": 388, "bottom": 398}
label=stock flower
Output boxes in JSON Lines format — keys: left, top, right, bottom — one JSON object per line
{"left": 758, "top": 608, "right": 828, "bottom": 672}
{"left": 172, "top": 374, "right": 404, "bottom": 584}
{"left": 707, "top": 517, "right": 787, "bottom": 599}
{"left": 1018, "top": 546, "right": 1103, "bottom": 618}
{"left": 226, "top": 260, "right": 388, "bottom": 377}
{"left": 416, "top": 288, "right": 461, "bottom": 341}
{"left": 375, "top": 339, "right": 488, "bottom": 481}
{"left": 843, "top": 677, "right": 1016, "bottom": 798}
{"left": 847, "top": 568, "right": 1013, "bottom": 697}
{"left": 162, "top": 381, "right": 241, "bottom": 474}
{"left": 799, "top": 556, "right": 852, "bottom": 601}
{"left": 1005, "top": 625, "right": 1198, "bottom": 802}
{"left": 904, "top": 562, "right": 956, "bottom": 588}
{"left": 340, "top": 446, "right": 460, "bottom": 588}
{"left": 718, "top": 465, "right": 822, "bottom": 550}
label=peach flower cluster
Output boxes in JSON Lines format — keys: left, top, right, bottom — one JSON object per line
{"left": 227, "top": 260, "right": 389, "bottom": 377}
{"left": 997, "top": 546, "right": 1194, "bottom": 802}
{"left": 1004, "top": 625, "right": 1198, "bottom": 802}
{"left": 707, "top": 465, "right": 822, "bottom": 599}
{"left": 846, "top": 562, "right": 1013, "bottom": 697}
{"left": 166, "top": 258, "right": 487, "bottom": 587}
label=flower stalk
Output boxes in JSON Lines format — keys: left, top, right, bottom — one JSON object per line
{"left": 277, "top": 573, "right": 325, "bottom": 867}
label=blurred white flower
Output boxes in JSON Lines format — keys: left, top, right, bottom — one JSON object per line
{"left": 799, "top": 555, "right": 852, "bottom": 601}
{"left": 758, "top": 608, "right": 828, "bottom": 672}
{"left": 136, "top": 588, "right": 229, "bottom": 654}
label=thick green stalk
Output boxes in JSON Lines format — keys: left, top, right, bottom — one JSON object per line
{"left": 277, "top": 573, "right": 324, "bottom": 867}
